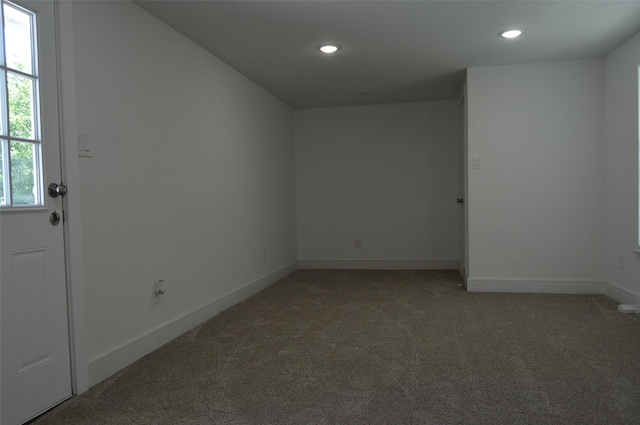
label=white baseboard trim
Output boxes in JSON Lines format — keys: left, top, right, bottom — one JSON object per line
{"left": 603, "top": 281, "right": 640, "bottom": 305}
{"left": 297, "top": 259, "right": 459, "bottom": 270}
{"left": 467, "top": 277, "right": 640, "bottom": 305}
{"left": 467, "top": 278, "right": 605, "bottom": 294}
{"left": 88, "top": 261, "right": 298, "bottom": 387}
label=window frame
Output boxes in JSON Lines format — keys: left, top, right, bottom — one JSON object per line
{"left": 0, "top": 0, "right": 43, "bottom": 208}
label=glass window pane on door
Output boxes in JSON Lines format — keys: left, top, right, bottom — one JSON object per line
{"left": 7, "top": 72, "right": 35, "bottom": 140}
{"left": 10, "top": 141, "right": 37, "bottom": 205}
{"left": 4, "top": 2, "right": 33, "bottom": 74}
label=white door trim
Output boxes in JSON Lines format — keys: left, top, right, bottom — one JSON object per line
{"left": 54, "top": 0, "right": 88, "bottom": 395}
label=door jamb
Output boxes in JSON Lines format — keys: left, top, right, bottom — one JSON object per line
{"left": 54, "top": 0, "right": 88, "bottom": 395}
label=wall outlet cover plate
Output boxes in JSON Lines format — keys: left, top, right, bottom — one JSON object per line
{"left": 617, "top": 304, "right": 639, "bottom": 314}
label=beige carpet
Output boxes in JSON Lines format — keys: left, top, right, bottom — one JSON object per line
{"left": 32, "top": 270, "right": 640, "bottom": 424}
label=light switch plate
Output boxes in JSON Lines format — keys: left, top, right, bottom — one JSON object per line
{"left": 78, "top": 132, "right": 92, "bottom": 158}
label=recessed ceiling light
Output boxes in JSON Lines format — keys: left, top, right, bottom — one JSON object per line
{"left": 317, "top": 45, "right": 341, "bottom": 54}
{"left": 500, "top": 30, "right": 523, "bottom": 39}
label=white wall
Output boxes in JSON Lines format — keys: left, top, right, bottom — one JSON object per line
{"left": 466, "top": 60, "right": 605, "bottom": 292}
{"left": 295, "top": 101, "right": 460, "bottom": 269}
{"left": 73, "top": 1, "right": 297, "bottom": 385}
{"left": 604, "top": 32, "right": 640, "bottom": 304}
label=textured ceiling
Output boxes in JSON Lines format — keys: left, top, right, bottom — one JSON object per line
{"left": 135, "top": 0, "right": 640, "bottom": 109}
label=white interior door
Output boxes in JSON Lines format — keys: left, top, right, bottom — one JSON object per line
{"left": 1, "top": 1, "right": 72, "bottom": 424}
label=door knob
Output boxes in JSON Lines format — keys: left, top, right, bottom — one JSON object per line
{"left": 456, "top": 198, "right": 464, "bottom": 204}
{"left": 48, "top": 183, "right": 68, "bottom": 198}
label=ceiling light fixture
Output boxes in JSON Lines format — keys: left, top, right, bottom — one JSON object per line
{"left": 317, "top": 45, "right": 341, "bottom": 54}
{"left": 500, "top": 29, "right": 523, "bottom": 39}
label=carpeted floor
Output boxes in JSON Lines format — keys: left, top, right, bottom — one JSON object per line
{"left": 32, "top": 270, "right": 640, "bottom": 424}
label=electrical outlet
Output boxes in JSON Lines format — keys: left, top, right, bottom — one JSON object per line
{"left": 618, "top": 304, "right": 639, "bottom": 314}
{"left": 354, "top": 239, "right": 361, "bottom": 249}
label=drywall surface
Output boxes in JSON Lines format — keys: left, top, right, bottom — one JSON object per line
{"left": 73, "top": 1, "right": 296, "bottom": 383}
{"left": 466, "top": 60, "right": 605, "bottom": 285}
{"left": 295, "top": 101, "right": 460, "bottom": 267}
{"left": 604, "top": 31, "right": 640, "bottom": 303}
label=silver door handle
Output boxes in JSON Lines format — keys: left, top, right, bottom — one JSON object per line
{"left": 48, "top": 183, "right": 68, "bottom": 198}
